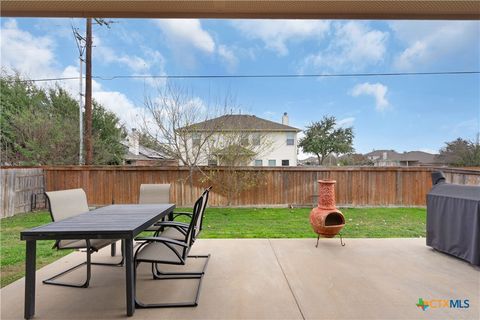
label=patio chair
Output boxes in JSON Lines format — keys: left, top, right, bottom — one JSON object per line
{"left": 154, "top": 186, "right": 212, "bottom": 241}
{"left": 139, "top": 184, "right": 171, "bottom": 204}
{"left": 134, "top": 193, "right": 210, "bottom": 308}
{"left": 43, "top": 188, "right": 123, "bottom": 288}
{"left": 139, "top": 184, "right": 171, "bottom": 232}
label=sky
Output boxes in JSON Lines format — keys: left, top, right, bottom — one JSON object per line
{"left": 1, "top": 18, "right": 479, "bottom": 158}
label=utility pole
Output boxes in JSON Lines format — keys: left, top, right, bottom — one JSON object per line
{"left": 83, "top": 18, "right": 113, "bottom": 165}
{"left": 85, "top": 17, "right": 93, "bottom": 165}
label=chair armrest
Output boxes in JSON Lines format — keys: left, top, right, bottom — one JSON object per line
{"left": 154, "top": 221, "right": 188, "bottom": 228}
{"left": 153, "top": 221, "right": 188, "bottom": 237}
{"left": 172, "top": 211, "right": 193, "bottom": 219}
{"left": 135, "top": 236, "right": 188, "bottom": 248}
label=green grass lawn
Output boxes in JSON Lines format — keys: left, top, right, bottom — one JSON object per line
{"left": 0, "top": 207, "right": 426, "bottom": 287}
{"left": 0, "top": 212, "right": 73, "bottom": 288}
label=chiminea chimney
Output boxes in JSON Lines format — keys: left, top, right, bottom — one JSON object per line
{"left": 129, "top": 128, "right": 140, "bottom": 156}
{"left": 282, "top": 112, "right": 289, "bottom": 125}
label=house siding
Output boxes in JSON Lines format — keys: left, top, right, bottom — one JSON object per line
{"left": 251, "top": 132, "right": 298, "bottom": 166}
{"left": 191, "top": 131, "right": 298, "bottom": 167}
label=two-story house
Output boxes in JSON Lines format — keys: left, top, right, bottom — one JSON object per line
{"left": 184, "top": 113, "right": 300, "bottom": 167}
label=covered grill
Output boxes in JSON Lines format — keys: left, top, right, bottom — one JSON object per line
{"left": 426, "top": 171, "right": 480, "bottom": 266}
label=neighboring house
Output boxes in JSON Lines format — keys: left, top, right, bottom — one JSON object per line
{"left": 298, "top": 155, "right": 338, "bottom": 166}
{"left": 184, "top": 113, "right": 301, "bottom": 167}
{"left": 365, "top": 150, "right": 441, "bottom": 167}
{"left": 122, "top": 129, "right": 177, "bottom": 166}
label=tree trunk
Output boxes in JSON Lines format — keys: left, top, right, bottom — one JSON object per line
{"left": 189, "top": 166, "right": 194, "bottom": 205}
{"left": 317, "top": 155, "right": 323, "bottom": 165}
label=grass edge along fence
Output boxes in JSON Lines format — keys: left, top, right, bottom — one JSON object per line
{"left": 1, "top": 166, "right": 479, "bottom": 217}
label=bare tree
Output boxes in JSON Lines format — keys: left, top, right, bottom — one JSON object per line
{"left": 139, "top": 84, "right": 275, "bottom": 205}
{"left": 139, "top": 84, "right": 227, "bottom": 202}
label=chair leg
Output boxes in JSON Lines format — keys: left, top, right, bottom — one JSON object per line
{"left": 152, "top": 255, "right": 210, "bottom": 279}
{"left": 92, "top": 255, "right": 124, "bottom": 267}
{"left": 43, "top": 249, "right": 92, "bottom": 288}
{"left": 135, "top": 254, "right": 211, "bottom": 308}
{"left": 43, "top": 246, "right": 124, "bottom": 288}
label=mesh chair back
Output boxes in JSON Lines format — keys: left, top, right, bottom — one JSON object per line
{"left": 45, "top": 188, "right": 89, "bottom": 222}
{"left": 139, "top": 184, "right": 170, "bottom": 204}
{"left": 185, "top": 195, "right": 204, "bottom": 248}
{"left": 194, "top": 186, "right": 212, "bottom": 239}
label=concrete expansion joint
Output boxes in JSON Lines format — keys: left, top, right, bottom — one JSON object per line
{"left": 268, "top": 239, "right": 306, "bottom": 320}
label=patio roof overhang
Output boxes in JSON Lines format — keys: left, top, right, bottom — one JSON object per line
{"left": 1, "top": 0, "right": 479, "bottom": 20}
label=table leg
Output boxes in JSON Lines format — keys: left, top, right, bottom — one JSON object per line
{"left": 25, "top": 240, "right": 36, "bottom": 319}
{"left": 124, "top": 239, "right": 135, "bottom": 316}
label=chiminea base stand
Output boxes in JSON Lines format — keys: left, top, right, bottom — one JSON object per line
{"left": 315, "top": 233, "right": 346, "bottom": 247}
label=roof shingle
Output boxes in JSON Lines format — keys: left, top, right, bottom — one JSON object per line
{"left": 182, "top": 114, "right": 301, "bottom": 132}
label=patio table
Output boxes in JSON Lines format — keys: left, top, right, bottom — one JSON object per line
{"left": 20, "top": 204, "right": 175, "bottom": 319}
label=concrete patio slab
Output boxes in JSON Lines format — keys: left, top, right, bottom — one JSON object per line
{"left": 271, "top": 238, "right": 479, "bottom": 320}
{"left": 1, "top": 238, "right": 479, "bottom": 320}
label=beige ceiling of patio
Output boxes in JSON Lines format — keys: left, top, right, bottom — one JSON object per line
{"left": 1, "top": 1, "right": 479, "bottom": 20}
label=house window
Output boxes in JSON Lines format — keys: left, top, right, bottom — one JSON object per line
{"left": 208, "top": 158, "right": 217, "bottom": 166}
{"left": 254, "top": 159, "right": 263, "bottom": 166}
{"left": 240, "top": 135, "right": 249, "bottom": 146}
{"left": 192, "top": 133, "right": 201, "bottom": 147}
{"left": 282, "top": 160, "right": 290, "bottom": 166}
{"left": 252, "top": 133, "right": 261, "bottom": 146}
{"left": 268, "top": 159, "right": 276, "bottom": 166}
{"left": 286, "top": 132, "right": 295, "bottom": 146}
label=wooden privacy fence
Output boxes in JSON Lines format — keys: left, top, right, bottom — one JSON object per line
{"left": 1, "top": 168, "right": 45, "bottom": 218}
{"left": 2, "top": 166, "right": 478, "bottom": 217}
{"left": 40, "top": 166, "right": 479, "bottom": 208}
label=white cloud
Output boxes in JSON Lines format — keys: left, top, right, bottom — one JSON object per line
{"left": 218, "top": 45, "right": 238, "bottom": 72}
{"left": 154, "top": 19, "right": 236, "bottom": 71}
{"left": 336, "top": 117, "right": 355, "bottom": 128}
{"left": 1, "top": 19, "right": 58, "bottom": 79}
{"left": 59, "top": 66, "right": 141, "bottom": 129}
{"left": 303, "top": 21, "right": 388, "bottom": 72}
{"left": 96, "top": 45, "right": 154, "bottom": 74}
{"left": 395, "top": 41, "right": 427, "bottom": 70}
{"left": 95, "top": 36, "right": 167, "bottom": 87}
{"left": 1, "top": 19, "right": 142, "bottom": 129}
{"left": 61, "top": 66, "right": 142, "bottom": 129}
{"left": 232, "top": 20, "right": 330, "bottom": 56}
{"left": 94, "top": 91, "right": 142, "bottom": 129}
{"left": 154, "top": 19, "right": 215, "bottom": 54}
{"left": 391, "top": 21, "right": 480, "bottom": 70}
{"left": 351, "top": 82, "right": 390, "bottom": 111}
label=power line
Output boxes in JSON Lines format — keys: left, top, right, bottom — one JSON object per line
{"left": 6, "top": 70, "right": 480, "bottom": 83}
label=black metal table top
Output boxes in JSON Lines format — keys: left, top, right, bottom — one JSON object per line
{"left": 21, "top": 204, "right": 175, "bottom": 240}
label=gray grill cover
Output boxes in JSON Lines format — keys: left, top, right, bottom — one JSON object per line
{"left": 426, "top": 183, "right": 480, "bottom": 266}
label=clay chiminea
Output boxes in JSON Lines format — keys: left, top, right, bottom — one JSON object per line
{"left": 310, "top": 180, "right": 346, "bottom": 246}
